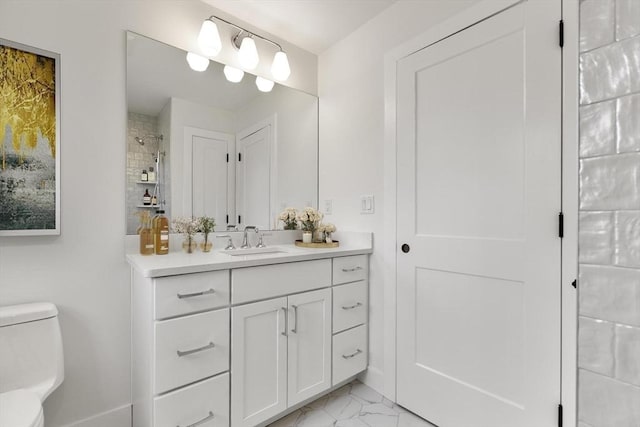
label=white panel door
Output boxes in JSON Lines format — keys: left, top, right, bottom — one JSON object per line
{"left": 192, "top": 135, "right": 228, "bottom": 226}
{"left": 396, "top": 2, "right": 561, "bottom": 427}
{"left": 236, "top": 125, "right": 271, "bottom": 229}
{"left": 231, "top": 297, "right": 287, "bottom": 427}
{"left": 287, "top": 288, "right": 331, "bottom": 406}
{"left": 184, "top": 126, "right": 234, "bottom": 227}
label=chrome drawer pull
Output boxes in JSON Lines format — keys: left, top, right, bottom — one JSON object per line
{"left": 176, "top": 342, "right": 215, "bottom": 357}
{"left": 281, "top": 307, "right": 288, "bottom": 336}
{"left": 342, "top": 302, "right": 363, "bottom": 310}
{"left": 291, "top": 305, "right": 298, "bottom": 333}
{"left": 341, "top": 266, "right": 363, "bottom": 272}
{"left": 178, "top": 411, "right": 214, "bottom": 427}
{"left": 177, "top": 288, "right": 215, "bottom": 299}
{"left": 342, "top": 349, "right": 363, "bottom": 359}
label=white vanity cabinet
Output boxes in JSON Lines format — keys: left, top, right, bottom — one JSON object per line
{"left": 132, "top": 269, "right": 231, "bottom": 427}
{"left": 331, "top": 255, "right": 369, "bottom": 385}
{"left": 129, "top": 243, "right": 371, "bottom": 427}
{"left": 230, "top": 261, "right": 332, "bottom": 427}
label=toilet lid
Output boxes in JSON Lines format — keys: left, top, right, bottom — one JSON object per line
{"left": 0, "top": 389, "right": 43, "bottom": 427}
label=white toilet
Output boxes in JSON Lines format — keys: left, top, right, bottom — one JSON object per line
{"left": 0, "top": 302, "right": 64, "bottom": 427}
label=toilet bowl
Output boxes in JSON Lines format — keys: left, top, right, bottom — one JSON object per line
{"left": 0, "top": 302, "right": 64, "bottom": 427}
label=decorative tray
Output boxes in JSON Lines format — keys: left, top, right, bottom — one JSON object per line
{"left": 294, "top": 240, "right": 339, "bottom": 248}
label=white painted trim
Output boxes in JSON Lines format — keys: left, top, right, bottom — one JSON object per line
{"left": 383, "top": 0, "right": 523, "bottom": 403}
{"left": 60, "top": 403, "right": 131, "bottom": 427}
{"left": 236, "top": 115, "right": 278, "bottom": 229}
{"left": 561, "top": 0, "right": 579, "bottom": 426}
{"left": 359, "top": 366, "right": 385, "bottom": 396}
{"left": 383, "top": 2, "right": 578, "bottom": 424}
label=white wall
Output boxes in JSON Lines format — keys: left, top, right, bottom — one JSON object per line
{"left": 318, "top": 0, "right": 478, "bottom": 394}
{"left": 0, "top": 1, "right": 316, "bottom": 426}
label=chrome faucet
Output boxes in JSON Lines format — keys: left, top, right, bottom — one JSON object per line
{"left": 241, "top": 226, "right": 259, "bottom": 249}
{"left": 216, "top": 234, "right": 235, "bottom": 250}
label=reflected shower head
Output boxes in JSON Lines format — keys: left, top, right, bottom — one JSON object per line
{"left": 135, "top": 134, "right": 164, "bottom": 146}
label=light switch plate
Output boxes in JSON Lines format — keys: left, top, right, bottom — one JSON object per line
{"left": 324, "top": 199, "right": 333, "bottom": 215}
{"left": 360, "top": 195, "right": 374, "bottom": 214}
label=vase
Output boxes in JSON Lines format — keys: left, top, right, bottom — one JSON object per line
{"left": 302, "top": 231, "right": 312, "bottom": 243}
{"left": 313, "top": 229, "right": 323, "bottom": 243}
{"left": 325, "top": 232, "right": 333, "bottom": 244}
{"left": 200, "top": 237, "right": 213, "bottom": 252}
{"left": 182, "top": 236, "right": 197, "bottom": 253}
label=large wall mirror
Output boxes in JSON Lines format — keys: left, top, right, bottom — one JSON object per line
{"left": 126, "top": 31, "right": 318, "bottom": 235}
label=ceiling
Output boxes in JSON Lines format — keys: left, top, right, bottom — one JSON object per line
{"left": 201, "top": 0, "right": 398, "bottom": 54}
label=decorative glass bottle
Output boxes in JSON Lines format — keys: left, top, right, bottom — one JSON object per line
{"left": 138, "top": 212, "right": 154, "bottom": 255}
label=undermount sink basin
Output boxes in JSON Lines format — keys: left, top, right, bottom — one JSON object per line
{"left": 221, "top": 247, "right": 287, "bottom": 256}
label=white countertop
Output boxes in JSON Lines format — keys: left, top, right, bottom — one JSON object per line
{"left": 126, "top": 231, "right": 373, "bottom": 278}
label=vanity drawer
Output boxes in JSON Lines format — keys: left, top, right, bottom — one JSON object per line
{"left": 154, "top": 372, "right": 229, "bottom": 427}
{"left": 332, "top": 325, "right": 368, "bottom": 386}
{"left": 154, "top": 270, "right": 229, "bottom": 320}
{"left": 154, "top": 309, "right": 229, "bottom": 394}
{"left": 332, "top": 255, "right": 368, "bottom": 285}
{"left": 232, "top": 259, "right": 331, "bottom": 305}
{"left": 333, "top": 281, "right": 368, "bottom": 333}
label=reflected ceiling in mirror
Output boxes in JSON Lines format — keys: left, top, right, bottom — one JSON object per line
{"left": 126, "top": 32, "right": 318, "bottom": 235}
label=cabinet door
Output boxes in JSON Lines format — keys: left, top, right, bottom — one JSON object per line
{"left": 287, "top": 288, "right": 332, "bottom": 406}
{"left": 231, "top": 297, "right": 287, "bottom": 427}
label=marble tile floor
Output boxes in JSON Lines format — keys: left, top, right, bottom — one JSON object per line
{"left": 268, "top": 380, "right": 437, "bottom": 427}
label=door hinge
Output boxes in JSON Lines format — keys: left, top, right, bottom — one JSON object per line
{"left": 558, "top": 403, "right": 563, "bottom": 427}
{"left": 572, "top": 279, "right": 577, "bottom": 289}
{"left": 559, "top": 20, "right": 564, "bottom": 48}
{"left": 238, "top": 153, "right": 242, "bottom": 162}
{"left": 226, "top": 153, "right": 229, "bottom": 162}
{"left": 558, "top": 212, "right": 564, "bottom": 238}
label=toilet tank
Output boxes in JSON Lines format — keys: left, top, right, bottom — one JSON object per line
{"left": 0, "top": 303, "right": 64, "bottom": 400}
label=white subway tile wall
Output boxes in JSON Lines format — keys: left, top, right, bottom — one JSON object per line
{"left": 126, "top": 112, "right": 160, "bottom": 234}
{"left": 579, "top": 0, "right": 640, "bottom": 424}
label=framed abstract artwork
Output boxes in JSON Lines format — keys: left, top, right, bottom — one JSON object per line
{"left": 0, "top": 38, "right": 60, "bottom": 236}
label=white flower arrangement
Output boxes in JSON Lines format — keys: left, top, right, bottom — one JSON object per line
{"left": 172, "top": 217, "right": 199, "bottom": 238}
{"left": 317, "top": 223, "right": 336, "bottom": 234}
{"left": 297, "top": 207, "right": 323, "bottom": 232}
{"left": 278, "top": 207, "right": 299, "bottom": 230}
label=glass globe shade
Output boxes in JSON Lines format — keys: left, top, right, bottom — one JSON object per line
{"left": 255, "top": 76, "right": 275, "bottom": 92}
{"left": 198, "top": 19, "right": 222, "bottom": 57}
{"left": 238, "top": 37, "right": 259, "bottom": 70}
{"left": 224, "top": 65, "right": 244, "bottom": 83}
{"left": 186, "top": 52, "right": 209, "bottom": 72}
{"left": 271, "top": 51, "right": 291, "bottom": 81}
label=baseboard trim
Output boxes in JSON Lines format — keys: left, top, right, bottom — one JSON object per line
{"left": 358, "top": 366, "right": 385, "bottom": 398}
{"left": 61, "top": 403, "right": 131, "bottom": 427}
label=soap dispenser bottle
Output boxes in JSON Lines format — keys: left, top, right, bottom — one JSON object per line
{"left": 153, "top": 210, "right": 169, "bottom": 255}
{"left": 143, "top": 189, "right": 151, "bottom": 205}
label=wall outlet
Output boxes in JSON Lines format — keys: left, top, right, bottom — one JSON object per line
{"left": 360, "top": 195, "right": 374, "bottom": 214}
{"left": 324, "top": 199, "right": 333, "bottom": 215}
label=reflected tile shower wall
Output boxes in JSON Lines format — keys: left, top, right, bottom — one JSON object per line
{"left": 578, "top": 0, "right": 640, "bottom": 425}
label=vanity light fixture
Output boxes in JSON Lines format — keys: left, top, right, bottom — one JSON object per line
{"left": 255, "top": 76, "right": 275, "bottom": 92}
{"left": 223, "top": 65, "right": 244, "bottom": 83}
{"left": 186, "top": 52, "right": 209, "bottom": 72}
{"left": 197, "top": 15, "right": 291, "bottom": 81}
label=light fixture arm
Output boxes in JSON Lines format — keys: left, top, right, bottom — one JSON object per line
{"left": 206, "top": 15, "right": 284, "bottom": 52}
